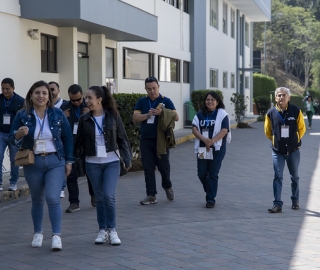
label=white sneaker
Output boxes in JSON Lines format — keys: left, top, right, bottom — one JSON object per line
{"left": 8, "top": 184, "right": 17, "bottom": 191}
{"left": 95, "top": 230, "right": 108, "bottom": 244}
{"left": 51, "top": 235, "right": 62, "bottom": 250}
{"left": 109, "top": 230, "right": 121, "bottom": 246}
{"left": 60, "top": 191, "right": 65, "bottom": 198}
{"left": 0, "top": 184, "right": 3, "bottom": 191}
{"left": 31, "top": 233, "right": 43, "bottom": 247}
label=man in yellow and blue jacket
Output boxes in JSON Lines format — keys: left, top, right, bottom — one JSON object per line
{"left": 264, "top": 87, "right": 306, "bottom": 213}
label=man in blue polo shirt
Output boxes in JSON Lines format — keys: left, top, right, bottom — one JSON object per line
{"left": 0, "top": 78, "right": 25, "bottom": 191}
{"left": 133, "top": 77, "right": 179, "bottom": 205}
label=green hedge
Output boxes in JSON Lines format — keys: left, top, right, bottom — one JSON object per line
{"left": 113, "top": 93, "right": 145, "bottom": 170}
{"left": 254, "top": 96, "right": 270, "bottom": 116}
{"left": 253, "top": 73, "right": 277, "bottom": 98}
{"left": 191, "top": 89, "right": 223, "bottom": 112}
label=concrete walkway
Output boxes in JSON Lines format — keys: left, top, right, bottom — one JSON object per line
{"left": 2, "top": 116, "right": 320, "bottom": 269}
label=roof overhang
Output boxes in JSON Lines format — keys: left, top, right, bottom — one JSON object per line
{"left": 19, "top": 0, "right": 158, "bottom": 42}
{"left": 228, "top": 0, "right": 271, "bottom": 22}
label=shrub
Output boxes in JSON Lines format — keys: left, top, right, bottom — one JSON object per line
{"left": 113, "top": 93, "right": 146, "bottom": 170}
{"left": 253, "top": 73, "right": 277, "bottom": 98}
{"left": 230, "top": 93, "right": 250, "bottom": 127}
{"left": 191, "top": 89, "right": 223, "bottom": 112}
{"left": 254, "top": 96, "right": 270, "bottom": 116}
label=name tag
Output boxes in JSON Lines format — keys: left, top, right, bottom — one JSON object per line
{"left": 3, "top": 114, "right": 10, "bottom": 125}
{"left": 96, "top": 145, "right": 108, "bottom": 157}
{"left": 147, "top": 115, "right": 155, "bottom": 124}
{"left": 73, "top": 123, "right": 78, "bottom": 134}
{"left": 281, "top": 125, "right": 289, "bottom": 138}
{"left": 202, "top": 128, "right": 209, "bottom": 138}
{"left": 35, "top": 139, "right": 46, "bottom": 152}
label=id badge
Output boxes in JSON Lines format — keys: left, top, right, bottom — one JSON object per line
{"left": 73, "top": 123, "right": 78, "bottom": 134}
{"left": 281, "top": 125, "right": 289, "bottom": 138}
{"left": 202, "top": 128, "right": 209, "bottom": 139}
{"left": 35, "top": 139, "right": 46, "bottom": 152}
{"left": 147, "top": 115, "right": 155, "bottom": 124}
{"left": 96, "top": 145, "right": 108, "bottom": 157}
{"left": 3, "top": 114, "right": 10, "bottom": 125}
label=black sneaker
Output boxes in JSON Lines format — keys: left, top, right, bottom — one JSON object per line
{"left": 164, "top": 188, "right": 174, "bottom": 201}
{"left": 268, "top": 205, "right": 282, "bottom": 213}
{"left": 65, "top": 204, "right": 80, "bottom": 213}
{"left": 292, "top": 203, "right": 299, "bottom": 210}
{"left": 91, "top": 196, "right": 96, "bottom": 207}
{"left": 206, "top": 202, "right": 215, "bottom": 208}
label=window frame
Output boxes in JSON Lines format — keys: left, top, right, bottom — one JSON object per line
{"left": 245, "top": 22, "right": 249, "bottom": 47}
{"left": 105, "top": 47, "right": 115, "bottom": 79}
{"left": 210, "top": 0, "right": 218, "bottom": 29}
{"left": 223, "top": 71, "right": 228, "bottom": 88}
{"left": 158, "top": 55, "right": 180, "bottom": 83}
{"left": 231, "top": 73, "right": 235, "bottom": 89}
{"left": 231, "top": 9, "right": 235, "bottom": 39}
{"left": 41, "top": 34, "right": 57, "bottom": 73}
{"left": 245, "top": 75, "right": 249, "bottom": 89}
{"left": 210, "top": 69, "right": 218, "bottom": 88}
{"left": 183, "top": 61, "right": 190, "bottom": 84}
{"left": 123, "top": 48, "right": 154, "bottom": 80}
{"left": 223, "top": 2, "right": 228, "bottom": 35}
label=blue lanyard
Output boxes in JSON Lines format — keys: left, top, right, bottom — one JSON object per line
{"left": 92, "top": 116, "right": 104, "bottom": 135}
{"left": 277, "top": 111, "right": 286, "bottom": 125}
{"left": 35, "top": 109, "right": 47, "bottom": 136}
{"left": 205, "top": 110, "right": 216, "bottom": 128}
{"left": 4, "top": 94, "right": 14, "bottom": 114}
{"left": 74, "top": 106, "right": 81, "bottom": 119}
{"left": 148, "top": 98, "right": 158, "bottom": 109}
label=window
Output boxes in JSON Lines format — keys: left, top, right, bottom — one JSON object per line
{"left": 223, "top": 71, "right": 228, "bottom": 88}
{"left": 183, "top": 61, "right": 189, "bottom": 83}
{"left": 163, "top": 0, "right": 179, "bottom": 8}
{"left": 183, "top": 0, "right": 189, "bottom": 13}
{"left": 231, "top": 73, "right": 235, "bottom": 88}
{"left": 245, "top": 76, "right": 249, "bottom": 89}
{"left": 106, "top": 47, "right": 114, "bottom": 78}
{"left": 210, "top": 0, "right": 218, "bottom": 29}
{"left": 245, "top": 22, "right": 249, "bottom": 47}
{"left": 223, "top": 2, "right": 228, "bottom": 34}
{"left": 210, "top": 69, "right": 218, "bottom": 88}
{"left": 231, "top": 9, "right": 235, "bottom": 38}
{"left": 41, "top": 34, "right": 57, "bottom": 73}
{"left": 123, "top": 49, "right": 153, "bottom": 79}
{"left": 159, "top": 56, "right": 180, "bottom": 82}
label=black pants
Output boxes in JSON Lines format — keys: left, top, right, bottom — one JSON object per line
{"left": 67, "top": 159, "right": 94, "bottom": 204}
{"left": 140, "top": 139, "right": 172, "bottom": 196}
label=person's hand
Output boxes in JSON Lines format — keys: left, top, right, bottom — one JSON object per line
{"left": 15, "top": 126, "right": 29, "bottom": 139}
{"left": 65, "top": 163, "right": 72, "bottom": 177}
{"left": 64, "top": 109, "right": 70, "bottom": 118}
{"left": 82, "top": 107, "right": 90, "bottom": 113}
{"left": 153, "top": 107, "right": 162, "bottom": 116}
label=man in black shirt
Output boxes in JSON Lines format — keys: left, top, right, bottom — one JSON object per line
{"left": 61, "top": 84, "right": 95, "bottom": 213}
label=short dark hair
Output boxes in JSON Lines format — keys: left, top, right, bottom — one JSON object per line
{"left": 48, "top": 81, "right": 59, "bottom": 88}
{"left": 145, "top": 77, "right": 159, "bottom": 86}
{"left": 68, "top": 84, "right": 82, "bottom": 95}
{"left": 1, "top": 78, "right": 14, "bottom": 88}
{"left": 201, "top": 91, "right": 225, "bottom": 114}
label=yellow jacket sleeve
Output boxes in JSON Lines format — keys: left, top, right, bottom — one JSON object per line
{"left": 264, "top": 115, "right": 272, "bottom": 140}
{"left": 297, "top": 110, "right": 306, "bottom": 140}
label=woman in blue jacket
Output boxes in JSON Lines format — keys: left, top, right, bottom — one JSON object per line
{"left": 10, "top": 80, "right": 74, "bottom": 251}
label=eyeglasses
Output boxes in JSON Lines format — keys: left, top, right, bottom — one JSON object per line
{"left": 145, "top": 77, "right": 158, "bottom": 84}
{"left": 70, "top": 97, "right": 82, "bottom": 103}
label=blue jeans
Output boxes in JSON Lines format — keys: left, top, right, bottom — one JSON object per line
{"left": 197, "top": 145, "right": 226, "bottom": 203}
{"left": 23, "top": 153, "right": 65, "bottom": 235}
{"left": 272, "top": 149, "right": 300, "bottom": 207}
{"left": 85, "top": 161, "right": 120, "bottom": 231}
{"left": 140, "top": 139, "right": 172, "bottom": 196}
{"left": 0, "top": 131, "right": 19, "bottom": 185}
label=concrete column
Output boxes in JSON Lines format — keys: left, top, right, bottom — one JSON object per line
{"left": 57, "top": 27, "right": 77, "bottom": 98}
{"left": 88, "top": 34, "right": 105, "bottom": 86}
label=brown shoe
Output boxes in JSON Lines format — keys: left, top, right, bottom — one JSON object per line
{"left": 268, "top": 205, "right": 282, "bottom": 213}
{"left": 164, "top": 188, "right": 175, "bottom": 201}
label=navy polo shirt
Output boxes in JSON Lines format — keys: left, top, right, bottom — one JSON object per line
{"left": 134, "top": 94, "right": 176, "bottom": 139}
{"left": 196, "top": 110, "right": 229, "bottom": 147}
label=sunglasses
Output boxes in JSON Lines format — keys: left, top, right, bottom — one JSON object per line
{"left": 70, "top": 97, "right": 82, "bottom": 103}
{"left": 145, "top": 77, "right": 158, "bottom": 84}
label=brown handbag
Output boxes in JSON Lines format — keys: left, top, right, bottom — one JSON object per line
{"left": 15, "top": 149, "right": 35, "bottom": 166}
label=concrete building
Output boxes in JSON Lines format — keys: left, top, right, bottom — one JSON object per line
{"left": 0, "top": 0, "right": 271, "bottom": 169}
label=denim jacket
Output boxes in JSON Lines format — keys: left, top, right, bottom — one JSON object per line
{"left": 9, "top": 107, "right": 74, "bottom": 162}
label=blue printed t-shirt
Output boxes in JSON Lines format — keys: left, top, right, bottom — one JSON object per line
{"left": 195, "top": 110, "right": 229, "bottom": 147}
{"left": 134, "top": 94, "right": 176, "bottom": 139}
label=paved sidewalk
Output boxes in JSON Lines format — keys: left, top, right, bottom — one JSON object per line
{"left": 2, "top": 116, "right": 320, "bottom": 269}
